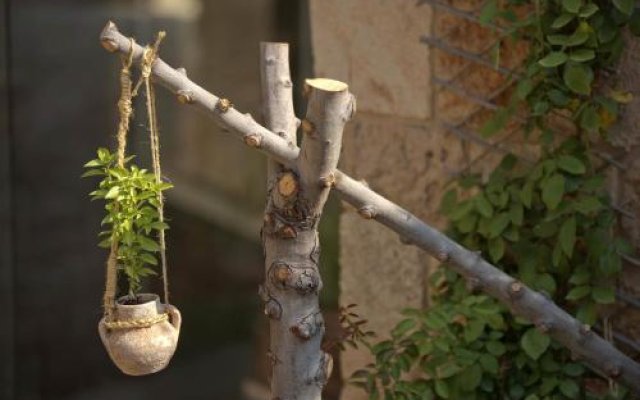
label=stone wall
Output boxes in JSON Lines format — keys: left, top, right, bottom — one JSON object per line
{"left": 310, "top": 0, "right": 640, "bottom": 398}
{"left": 310, "top": 2, "right": 439, "bottom": 398}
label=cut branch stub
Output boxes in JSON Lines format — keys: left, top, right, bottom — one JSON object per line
{"left": 277, "top": 171, "right": 298, "bottom": 199}
{"left": 298, "top": 78, "right": 354, "bottom": 217}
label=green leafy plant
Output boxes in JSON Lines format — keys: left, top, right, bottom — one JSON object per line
{"left": 351, "top": 0, "right": 638, "bottom": 398}
{"left": 83, "top": 148, "right": 172, "bottom": 297}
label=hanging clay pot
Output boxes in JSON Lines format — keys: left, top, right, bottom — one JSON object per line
{"left": 98, "top": 293, "right": 181, "bottom": 376}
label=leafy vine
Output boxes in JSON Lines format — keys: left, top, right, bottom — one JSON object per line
{"left": 351, "top": 0, "right": 638, "bottom": 398}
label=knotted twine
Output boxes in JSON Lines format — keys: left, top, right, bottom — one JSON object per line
{"left": 103, "top": 33, "right": 171, "bottom": 329}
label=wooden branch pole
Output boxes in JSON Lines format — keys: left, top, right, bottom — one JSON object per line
{"left": 259, "top": 44, "right": 346, "bottom": 398}
{"left": 100, "top": 22, "right": 640, "bottom": 394}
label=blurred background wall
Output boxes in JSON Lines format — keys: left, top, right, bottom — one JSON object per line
{"left": 0, "top": 0, "right": 342, "bottom": 399}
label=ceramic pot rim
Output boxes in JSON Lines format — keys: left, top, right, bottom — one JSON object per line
{"left": 115, "top": 293, "right": 160, "bottom": 308}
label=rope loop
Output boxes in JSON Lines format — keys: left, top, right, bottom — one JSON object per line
{"left": 104, "top": 312, "right": 169, "bottom": 330}
{"left": 103, "top": 32, "right": 171, "bottom": 319}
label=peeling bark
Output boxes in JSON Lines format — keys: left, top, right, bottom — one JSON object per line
{"left": 100, "top": 22, "right": 640, "bottom": 394}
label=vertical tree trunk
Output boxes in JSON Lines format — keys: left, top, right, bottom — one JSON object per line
{"left": 260, "top": 44, "right": 355, "bottom": 399}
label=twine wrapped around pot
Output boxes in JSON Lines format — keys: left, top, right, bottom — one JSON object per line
{"left": 98, "top": 32, "right": 180, "bottom": 376}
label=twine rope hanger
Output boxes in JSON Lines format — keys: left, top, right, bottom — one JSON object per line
{"left": 103, "top": 33, "right": 171, "bottom": 330}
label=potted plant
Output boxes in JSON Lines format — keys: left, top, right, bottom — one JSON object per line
{"left": 84, "top": 147, "right": 181, "bottom": 376}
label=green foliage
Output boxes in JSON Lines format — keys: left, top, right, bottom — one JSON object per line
{"left": 83, "top": 148, "right": 172, "bottom": 295}
{"left": 351, "top": 0, "right": 637, "bottom": 398}
{"left": 352, "top": 152, "right": 629, "bottom": 398}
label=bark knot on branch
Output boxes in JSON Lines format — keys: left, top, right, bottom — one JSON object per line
{"left": 290, "top": 312, "right": 324, "bottom": 341}
{"left": 176, "top": 90, "right": 193, "bottom": 104}
{"left": 269, "top": 262, "right": 321, "bottom": 295}
{"left": 216, "top": 98, "right": 233, "bottom": 113}
{"left": 358, "top": 205, "right": 377, "bottom": 220}
{"left": 243, "top": 134, "right": 262, "bottom": 148}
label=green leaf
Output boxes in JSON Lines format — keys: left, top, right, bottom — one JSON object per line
{"left": 541, "top": 174, "right": 565, "bottom": 210}
{"left": 569, "top": 48, "right": 595, "bottom": 62}
{"left": 576, "top": 302, "right": 597, "bottom": 325}
{"left": 548, "top": 31, "right": 588, "bottom": 47}
{"left": 140, "top": 252, "right": 158, "bottom": 266}
{"left": 580, "top": 3, "right": 599, "bottom": 17}
{"left": 157, "top": 182, "right": 174, "bottom": 191}
{"left": 458, "top": 364, "right": 483, "bottom": 391}
{"left": 81, "top": 169, "right": 104, "bottom": 178}
{"left": 488, "top": 237, "right": 505, "bottom": 262}
{"left": 520, "top": 328, "right": 550, "bottom": 360}
{"left": 580, "top": 105, "right": 601, "bottom": 132}
{"left": 557, "top": 155, "right": 585, "bottom": 174}
{"left": 516, "top": 79, "right": 534, "bottom": 100}
{"left": 563, "top": 63, "right": 593, "bottom": 95}
{"left": 559, "top": 379, "right": 580, "bottom": 398}
{"left": 520, "top": 181, "right": 533, "bottom": 208}
{"left": 475, "top": 194, "right": 494, "bottom": 218}
{"left": 562, "top": 0, "right": 581, "bottom": 13}
{"left": 435, "top": 380, "right": 450, "bottom": 399}
{"left": 533, "top": 100, "right": 550, "bottom": 115}
{"left": 569, "top": 269, "right": 590, "bottom": 285}
{"left": 104, "top": 186, "right": 120, "bottom": 199}
{"left": 566, "top": 31, "right": 589, "bottom": 46}
{"left": 610, "top": 90, "right": 633, "bottom": 104}
{"left": 464, "top": 319, "right": 486, "bottom": 343}
{"left": 559, "top": 217, "right": 576, "bottom": 257}
{"left": 392, "top": 319, "right": 416, "bottom": 338}
{"left": 547, "top": 34, "right": 571, "bottom": 45}
{"left": 440, "top": 189, "right": 458, "bottom": 214}
{"left": 488, "top": 213, "right": 510, "bottom": 238}
{"left": 479, "top": 354, "right": 499, "bottom": 374}
{"left": 548, "top": 89, "right": 570, "bottom": 106}
{"left": 438, "top": 361, "right": 462, "bottom": 379}
{"left": 539, "top": 52, "right": 568, "bottom": 67}
{"left": 84, "top": 159, "right": 102, "bottom": 168}
{"left": 574, "top": 196, "right": 601, "bottom": 215}
{"left": 486, "top": 341, "right": 506, "bottom": 356}
{"left": 563, "top": 363, "right": 585, "bottom": 377}
{"left": 138, "top": 267, "right": 157, "bottom": 277}
{"left": 479, "top": 0, "right": 498, "bottom": 24}
{"left": 449, "top": 201, "right": 474, "bottom": 221}
{"left": 551, "top": 13, "right": 574, "bottom": 29}
{"left": 480, "top": 107, "right": 510, "bottom": 137}
{"left": 138, "top": 236, "right": 161, "bottom": 252}
{"left": 535, "top": 273, "right": 557, "bottom": 295}
{"left": 150, "top": 221, "right": 170, "bottom": 231}
{"left": 592, "top": 286, "right": 615, "bottom": 304}
{"left": 566, "top": 285, "right": 591, "bottom": 300}
{"left": 97, "top": 147, "right": 110, "bottom": 161}
{"left": 613, "top": 0, "right": 634, "bottom": 15}
{"left": 540, "top": 377, "right": 559, "bottom": 395}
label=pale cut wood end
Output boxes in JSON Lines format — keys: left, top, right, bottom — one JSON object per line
{"left": 305, "top": 78, "right": 348, "bottom": 92}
